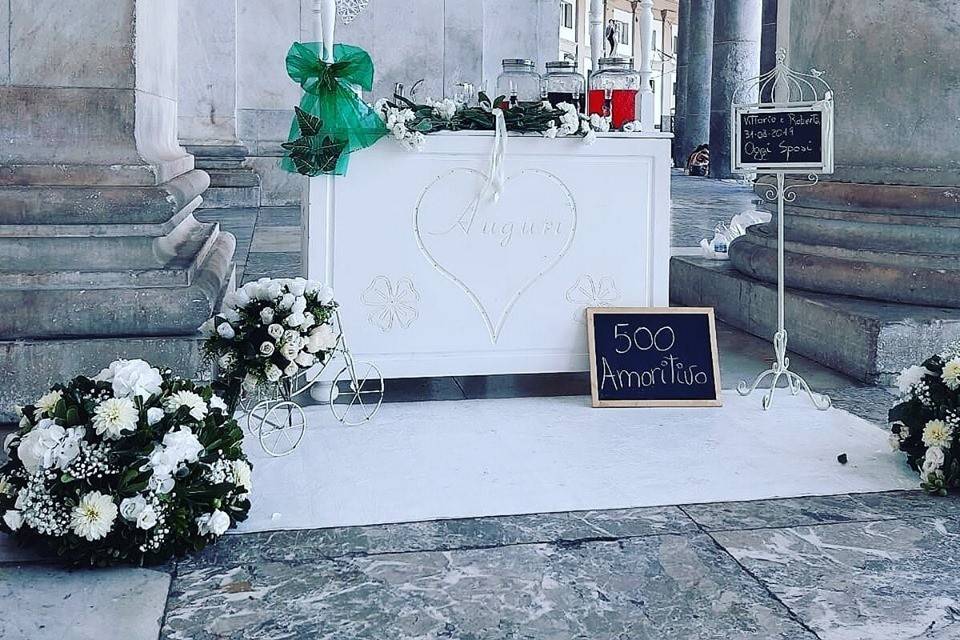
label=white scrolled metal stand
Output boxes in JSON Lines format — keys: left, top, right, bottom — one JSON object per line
{"left": 731, "top": 50, "right": 834, "bottom": 412}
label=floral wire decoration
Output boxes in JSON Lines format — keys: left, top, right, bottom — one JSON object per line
{"left": 889, "top": 341, "right": 960, "bottom": 495}
{"left": 0, "top": 359, "right": 252, "bottom": 566}
{"left": 280, "top": 41, "right": 388, "bottom": 176}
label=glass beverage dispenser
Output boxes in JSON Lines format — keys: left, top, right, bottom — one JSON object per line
{"left": 542, "top": 60, "right": 586, "bottom": 112}
{"left": 588, "top": 57, "right": 641, "bottom": 129}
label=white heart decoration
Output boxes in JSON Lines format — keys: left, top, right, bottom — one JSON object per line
{"left": 415, "top": 168, "right": 577, "bottom": 343}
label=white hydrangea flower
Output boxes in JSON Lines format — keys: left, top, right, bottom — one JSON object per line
{"left": 162, "top": 427, "right": 204, "bottom": 464}
{"left": 95, "top": 359, "right": 163, "bottom": 400}
{"left": 70, "top": 491, "right": 118, "bottom": 541}
{"left": 17, "top": 419, "right": 66, "bottom": 474}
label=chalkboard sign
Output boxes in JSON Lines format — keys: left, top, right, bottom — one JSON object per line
{"left": 732, "top": 101, "right": 833, "bottom": 173}
{"left": 587, "top": 307, "right": 722, "bottom": 408}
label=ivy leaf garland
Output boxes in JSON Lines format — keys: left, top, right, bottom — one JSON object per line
{"left": 281, "top": 107, "right": 350, "bottom": 176}
{"left": 388, "top": 92, "right": 574, "bottom": 136}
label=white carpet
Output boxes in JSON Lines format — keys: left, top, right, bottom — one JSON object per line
{"left": 239, "top": 392, "right": 918, "bottom": 532}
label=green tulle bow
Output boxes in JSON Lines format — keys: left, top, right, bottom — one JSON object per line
{"left": 280, "top": 42, "right": 388, "bottom": 177}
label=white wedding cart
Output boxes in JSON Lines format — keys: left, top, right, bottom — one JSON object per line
{"left": 240, "top": 309, "right": 385, "bottom": 457}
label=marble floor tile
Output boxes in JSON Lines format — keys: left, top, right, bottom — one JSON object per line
{"left": 682, "top": 494, "right": 893, "bottom": 532}
{"left": 178, "top": 506, "right": 696, "bottom": 569}
{"left": 2, "top": 565, "right": 171, "bottom": 640}
{"left": 714, "top": 517, "right": 960, "bottom": 639}
{"left": 163, "top": 533, "right": 816, "bottom": 640}
{"left": 850, "top": 490, "right": 960, "bottom": 521}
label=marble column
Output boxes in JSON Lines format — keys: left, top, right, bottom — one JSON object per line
{"left": 759, "top": 0, "right": 778, "bottom": 81}
{"left": 708, "top": 0, "right": 761, "bottom": 179}
{"left": 0, "top": 0, "right": 235, "bottom": 419}
{"left": 677, "top": 0, "right": 714, "bottom": 164}
{"left": 178, "top": 0, "right": 260, "bottom": 209}
{"left": 730, "top": 3, "right": 960, "bottom": 303}
{"left": 672, "top": 0, "right": 691, "bottom": 166}
{"left": 636, "top": 0, "right": 656, "bottom": 131}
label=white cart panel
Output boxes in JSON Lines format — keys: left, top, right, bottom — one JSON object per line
{"left": 305, "top": 131, "right": 672, "bottom": 378}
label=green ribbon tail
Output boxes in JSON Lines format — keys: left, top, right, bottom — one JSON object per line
{"left": 280, "top": 42, "right": 388, "bottom": 177}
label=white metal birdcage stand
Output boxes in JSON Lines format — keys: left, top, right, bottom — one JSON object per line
{"left": 731, "top": 50, "right": 834, "bottom": 411}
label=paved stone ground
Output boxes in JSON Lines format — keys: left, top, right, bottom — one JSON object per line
{"left": 5, "top": 176, "right": 952, "bottom": 640}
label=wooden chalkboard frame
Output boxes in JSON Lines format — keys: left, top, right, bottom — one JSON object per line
{"left": 586, "top": 307, "right": 723, "bottom": 408}
{"left": 731, "top": 100, "right": 834, "bottom": 174}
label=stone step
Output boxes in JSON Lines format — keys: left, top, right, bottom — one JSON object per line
{"left": 669, "top": 255, "right": 960, "bottom": 384}
{"left": 200, "top": 185, "right": 262, "bottom": 209}
{"left": 0, "top": 334, "right": 209, "bottom": 423}
{"left": 203, "top": 168, "right": 261, "bottom": 189}
{"left": 0, "top": 226, "right": 235, "bottom": 339}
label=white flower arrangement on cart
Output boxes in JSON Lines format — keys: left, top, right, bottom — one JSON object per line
{"left": 200, "top": 277, "right": 385, "bottom": 457}
{"left": 0, "top": 359, "right": 251, "bottom": 566}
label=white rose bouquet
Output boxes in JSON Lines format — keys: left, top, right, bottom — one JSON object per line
{"left": 889, "top": 340, "right": 960, "bottom": 494}
{"left": 0, "top": 359, "right": 252, "bottom": 566}
{"left": 200, "top": 277, "right": 340, "bottom": 406}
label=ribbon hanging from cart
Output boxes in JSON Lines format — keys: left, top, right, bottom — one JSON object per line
{"left": 281, "top": 41, "right": 388, "bottom": 177}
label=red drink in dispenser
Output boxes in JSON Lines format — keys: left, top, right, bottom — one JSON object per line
{"left": 588, "top": 89, "right": 638, "bottom": 129}
{"left": 589, "top": 57, "right": 641, "bottom": 130}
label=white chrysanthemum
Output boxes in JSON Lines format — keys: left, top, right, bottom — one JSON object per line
{"left": 922, "top": 419, "right": 954, "bottom": 449}
{"left": 896, "top": 365, "right": 930, "bottom": 395}
{"left": 35, "top": 390, "right": 62, "bottom": 417}
{"left": 164, "top": 390, "right": 208, "bottom": 421}
{"left": 942, "top": 358, "right": 960, "bottom": 391}
{"left": 92, "top": 397, "right": 138, "bottom": 440}
{"left": 70, "top": 491, "right": 118, "bottom": 541}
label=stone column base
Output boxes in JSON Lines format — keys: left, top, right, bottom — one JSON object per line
{"left": 670, "top": 255, "right": 960, "bottom": 384}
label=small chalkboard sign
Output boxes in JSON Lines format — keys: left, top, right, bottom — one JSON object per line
{"left": 732, "top": 100, "right": 833, "bottom": 173}
{"left": 587, "top": 307, "right": 722, "bottom": 408}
